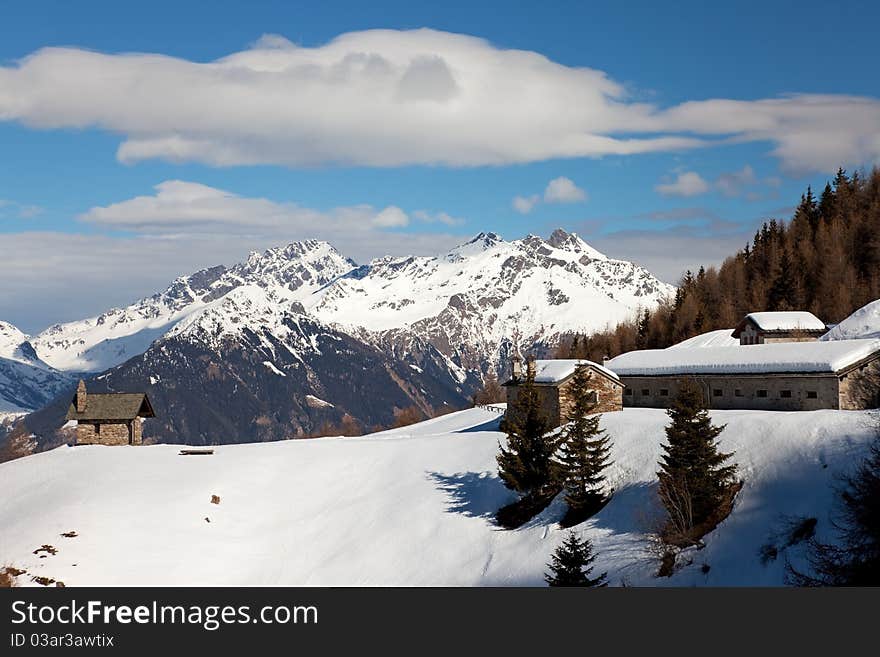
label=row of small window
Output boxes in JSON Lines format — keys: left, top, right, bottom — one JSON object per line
{"left": 624, "top": 388, "right": 819, "bottom": 399}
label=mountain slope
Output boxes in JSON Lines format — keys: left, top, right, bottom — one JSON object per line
{"left": 0, "top": 407, "right": 873, "bottom": 586}
{"left": 13, "top": 285, "right": 473, "bottom": 446}
{"left": 0, "top": 320, "right": 73, "bottom": 412}
{"left": 309, "top": 229, "right": 673, "bottom": 369}
{"left": 4, "top": 230, "right": 671, "bottom": 450}
{"left": 28, "top": 230, "right": 671, "bottom": 375}
{"left": 30, "top": 241, "right": 356, "bottom": 372}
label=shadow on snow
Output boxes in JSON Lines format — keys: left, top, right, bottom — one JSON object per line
{"left": 426, "top": 471, "right": 516, "bottom": 519}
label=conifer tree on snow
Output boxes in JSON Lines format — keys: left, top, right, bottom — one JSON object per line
{"left": 497, "top": 361, "right": 555, "bottom": 496}
{"left": 789, "top": 432, "right": 880, "bottom": 586}
{"left": 545, "top": 531, "right": 607, "bottom": 587}
{"left": 657, "top": 380, "right": 737, "bottom": 539}
{"left": 558, "top": 365, "right": 612, "bottom": 513}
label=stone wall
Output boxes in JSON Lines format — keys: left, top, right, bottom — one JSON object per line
{"left": 76, "top": 421, "right": 135, "bottom": 446}
{"left": 840, "top": 357, "right": 880, "bottom": 410}
{"left": 505, "top": 385, "right": 561, "bottom": 428}
{"left": 505, "top": 367, "right": 624, "bottom": 429}
{"left": 558, "top": 371, "right": 623, "bottom": 418}
{"left": 621, "top": 373, "right": 842, "bottom": 411}
{"left": 763, "top": 335, "right": 820, "bottom": 344}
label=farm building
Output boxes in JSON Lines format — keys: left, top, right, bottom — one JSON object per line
{"left": 733, "top": 311, "right": 826, "bottom": 345}
{"left": 66, "top": 380, "right": 155, "bottom": 446}
{"left": 605, "top": 338, "right": 880, "bottom": 411}
{"left": 503, "top": 357, "right": 624, "bottom": 429}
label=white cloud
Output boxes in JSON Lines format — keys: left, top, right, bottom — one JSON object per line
{"left": 80, "top": 180, "right": 419, "bottom": 236}
{"left": 543, "top": 176, "right": 587, "bottom": 203}
{"left": 715, "top": 165, "right": 757, "bottom": 197}
{"left": 412, "top": 209, "right": 465, "bottom": 226}
{"left": 372, "top": 206, "right": 409, "bottom": 227}
{"left": 656, "top": 165, "right": 781, "bottom": 200}
{"left": 512, "top": 195, "right": 540, "bottom": 214}
{"left": 654, "top": 171, "right": 711, "bottom": 197}
{"left": 1, "top": 29, "right": 877, "bottom": 172}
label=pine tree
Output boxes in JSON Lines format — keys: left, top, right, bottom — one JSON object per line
{"left": 558, "top": 365, "right": 612, "bottom": 515}
{"left": 657, "top": 380, "right": 737, "bottom": 540}
{"left": 789, "top": 432, "right": 880, "bottom": 586}
{"left": 545, "top": 531, "right": 607, "bottom": 587}
{"left": 497, "top": 362, "right": 555, "bottom": 495}
{"left": 767, "top": 248, "right": 796, "bottom": 311}
{"left": 636, "top": 309, "right": 650, "bottom": 349}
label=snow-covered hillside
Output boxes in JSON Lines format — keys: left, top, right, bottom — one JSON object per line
{"left": 0, "top": 406, "right": 873, "bottom": 586}
{"left": 822, "top": 298, "right": 880, "bottom": 341}
{"left": 667, "top": 328, "right": 738, "bottom": 349}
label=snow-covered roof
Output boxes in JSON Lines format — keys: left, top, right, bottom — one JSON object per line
{"left": 737, "top": 311, "right": 826, "bottom": 334}
{"left": 605, "top": 339, "right": 880, "bottom": 377}
{"left": 821, "top": 299, "right": 880, "bottom": 342}
{"left": 667, "top": 329, "right": 738, "bottom": 350}
{"left": 531, "top": 359, "right": 620, "bottom": 383}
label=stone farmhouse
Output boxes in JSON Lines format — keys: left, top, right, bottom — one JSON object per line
{"left": 732, "top": 311, "right": 826, "bottom": 345}
{"left": 503, "top": 357, "right": 624, "bottom": 429}
{"left": 66, "top": 380, "right": 155, "bottom": 446}
{"left": 605, "top": 335, "right": 880, "bottom": 412}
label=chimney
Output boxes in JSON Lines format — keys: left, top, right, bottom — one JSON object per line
{"left": 75, "top": 379, "right": 87, "bottom": 413}
{"left": 526, "top": 356, "right": 536, "bottom": 378}
{"left": 511, "top": 355, "right": 522, "bottom": 380}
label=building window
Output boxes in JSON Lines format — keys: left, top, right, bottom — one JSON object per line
{"left": 735, "top": 389, "right": 743, "bottom": 397}
{"left": 807, "top": 391, "right": 818, "bottom": 399}
{"left": 624, "top": 388, "right": 633, "bottom": 396}
{"left": 713, "top": 389, "right": 723, "bottom": 397}
{"left": 641, "top": 389, "right": 650, "bottom": 396}
{"left": 659, "top": 389, "right": 669, "bottom": 397}
{"left": 587, "top": 391, "right": 599, "bottom": 404}
{"left": 757, "top": 390, "right": 768, "bottom": 398}
{"left": 95, "top": 423, "right": 101, "bottom": 434}
{"left": 780, "top": 390, "right": 792, "bottom": 398}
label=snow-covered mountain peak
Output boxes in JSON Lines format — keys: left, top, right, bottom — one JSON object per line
{"left": 545, "top": 228, "right": 607, "bottom": 261}
{"left": 31, "top": 239, "right": 356, "bottom": 372}
{"left": 0, "top": 321, "right": 29, "bottom": 361}
{"left": 25, "top": 229, "right": 673, "bottom": 379}
{"left": 232, "top": 239, "right": 356, "bottom": 293}
{"left": 446, "top": 231, "right": 504, "bottom": 260}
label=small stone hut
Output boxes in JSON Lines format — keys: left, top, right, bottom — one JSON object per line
{"left": 66, "top": 380, "right": 155, "bottom": 446}
{"left": 503, "top": 357, "right": 623, "bottom": 429}
{"left": 732, "top": 311, "right": 826, "bottom": 345}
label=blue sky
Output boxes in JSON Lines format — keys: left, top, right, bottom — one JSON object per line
{"left": 1, "top": 0, "right": 879, "bottom": 332}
